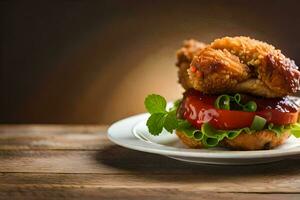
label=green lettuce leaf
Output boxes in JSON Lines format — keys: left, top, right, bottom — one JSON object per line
{"left": 179, "top": 121, "right": 300, "bottom": 148}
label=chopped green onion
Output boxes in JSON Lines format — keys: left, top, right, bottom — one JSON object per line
{"left": 250, "top": 115, "right": 267, "bottom": 131}
{"left": 227, "top": 130, "right": 240, "bottom": 139}
{"left": 214, "top": 95, "right": 230, "bottom": 110}
{"left": 233, "top": 93, "right": 241, "bottom": 103}
{"left": 202, "top": 135, "right": 219, "bottom": 147}
{"left": 243, "top": 101, "right": 257, "bottom": 112}
{"left": 193, "top": 130, "right": 203, "bottom": 140}
{"left": 214, "top": 93, "right": 257, "bottom": 112}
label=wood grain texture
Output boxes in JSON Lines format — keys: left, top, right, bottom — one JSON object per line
{"left": 0, "top": 125, "right": 299, "bottom": 200}
{"left": 0, "top": 125, "right": 107, "bottom": 150}
{"left": 1, "top": 187, "right": 299, "bottom": 200}
{"left": 0, "top": 187, "right": 300, "bottom": 200}
{"left": 0, "top": 173, "right": 300, "bottom": 193}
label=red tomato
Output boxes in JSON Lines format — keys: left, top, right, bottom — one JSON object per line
{"left": 257, "top": 110, "right": 298, "bottom": 126}
{"left": 180, "top": 90, "right": 299, "bottom": 130}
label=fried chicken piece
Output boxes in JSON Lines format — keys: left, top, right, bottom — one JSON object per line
{"left": 176, "top": 39, "right": 206, "bottom": 89}
{"left": 210, "top": 37, "right": 300, "bottom": 96}
{"left": 178, "top": 36, "right": 300, "bottom": 97}
{"left": 190, "top": 47, "right": 250, "bottom": 93}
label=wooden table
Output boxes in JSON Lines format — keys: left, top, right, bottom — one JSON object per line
{"left": 0, "top": 125, "right": 299, "bottom": 200}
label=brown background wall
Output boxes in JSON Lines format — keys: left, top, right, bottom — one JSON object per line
{"left": 1, "top": 0, "right": 300, "bottom": 124}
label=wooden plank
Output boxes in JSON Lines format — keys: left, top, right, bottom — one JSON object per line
{"left": 0, "top": 125, "right": 106, "bottom": 134}
{"left": 0, "top": 125, "right": 107, "bottom": 150}
{"left": 0, "top": 125, "right": 299, "bottom": 198}
{"left": 0, "top": 187, "right": 299, "bottom": 200}
{"left": 0, "top": 148, "right": 222, "bottom": 173}
{"left": 0, "top": 173, "right": 299, "bottom": 193}
{"left": 0, "top": 147, "right": 299, "bottom": 177}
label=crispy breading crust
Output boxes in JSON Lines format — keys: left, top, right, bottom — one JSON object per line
{"left": 177, "top": 36, "right": 300, "bottom": 97}
{"left": 176, "top": 129, "right": 291, "bottom": 150}
{"left": 190, "top": 47, "right": 250, "bottom": 93}
{"left": 176, "top": 39, "right": 206, "bottom": 89}
{"left": 221, "top": 130, "right": 291, "bottom": 150}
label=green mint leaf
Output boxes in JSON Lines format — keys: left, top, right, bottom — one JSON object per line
{"left": 146, "top": 113, "right": 167, "bottom": 135}
{"left": 164, "top": 113, "right": 178, "bottom": 133}
{"left": 144, "top": 94, "right": 167, "bottom": 114}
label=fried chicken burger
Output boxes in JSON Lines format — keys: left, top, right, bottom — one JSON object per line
{"left": 144, "top": 36, "right": 300, "bottom": 150}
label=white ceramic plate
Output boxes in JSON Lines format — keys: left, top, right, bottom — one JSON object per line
{"left": 107, "top": 113, "right": 300, "bottom": 165}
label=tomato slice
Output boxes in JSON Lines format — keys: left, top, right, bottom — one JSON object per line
{"left": 257, "top": 110, "right": 298, "bottom": 125}
{"left": 180, "top": 90, "right": 299, "bottom": 130}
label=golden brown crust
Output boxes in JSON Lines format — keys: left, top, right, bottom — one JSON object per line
{"left": 190, "top": 47, "right": 250, "bottom": 93}
{"left": 176, "top": 129, "right": 290, "bottom": 150}
{"left": 210, "top": 37, "right": 300, "bottom": 96}
{"left": 262, "top": 53, "right": 300, "bottom": 95}
{"left": 221, "top": 130, "right": 290, "bottom": 150}
{"left": 177, "top": 36, "right": 300, "bottom": 97}
{"left": 176, "top": 39, "right": 206, "bottom": 89}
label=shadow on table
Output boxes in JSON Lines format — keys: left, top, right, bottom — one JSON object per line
{"left": 95, "top": 144, "right": 300, "bottom": 182}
